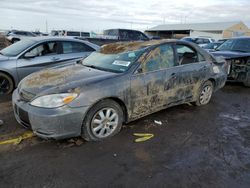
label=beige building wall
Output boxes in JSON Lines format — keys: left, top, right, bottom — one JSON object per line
{"left": 223, "top": 22, "right": 250, "bottom": 38}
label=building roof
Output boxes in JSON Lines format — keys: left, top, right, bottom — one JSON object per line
{"left": 146, "top": 21, "right": 243, "bottom": 32}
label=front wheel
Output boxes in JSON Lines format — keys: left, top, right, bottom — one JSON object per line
{"left": 81, "top": 99, "right": 124, "bottom": 141}
{"left": 0, "top": 72, "right": 14, "bottom": 95}
{"left": 195, "top": 80, "right": 213, "bottom": 106}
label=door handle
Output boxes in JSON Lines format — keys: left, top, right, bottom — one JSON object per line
{"left": 171, "top": 73, "right": 177, "bottom": 79}
{"left": 51, "top": 57, "right": 60, "bottom": 61}
{"left": 202, "top": 65, "right": 208, "bottom": 70}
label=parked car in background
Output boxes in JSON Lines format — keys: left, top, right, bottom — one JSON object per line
{"left": 5, "top": 30, "right": 37, "bottom": 43}
{"left": 32, "top": 31, "right": 49, "bottom": 36}
{"left": 202, "top": 42, "right": 223, "bottom": 52}
{"left": 212, "top": 37, "right": 250, "bottom": 87}
{"left": 218, "top": 38, "right": 229, "bottom": 43}
{"left": 82, "top": 29, "right": 150, "bottom": 46}
{"left": 51, "top": 30, "right": 90, "bottom": 38}
{"left": 0, "top": 37, "right": 99, "bottom": 94}
{"left": 181, "top": 37, "right": 215, "bottom": 47}
{"left": 13, "top": 40, "right": 227, "bottom": 141}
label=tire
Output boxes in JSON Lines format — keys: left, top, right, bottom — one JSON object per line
{"left": 243, "top": 76, "right": 250, "bottom": 87}
{"left": 195, "top": 80, "right": 213, "bottom": 106}
{"left": 12, "top": 38, "right": 19, "bottom": 43}
{"left": 0, "top": 72, "right": 14, "bottom": 95}
{"left": 81, "top": 99, "right": 124, "bottom": 141}
{"left": 244, "top": 82, "right": 250, "bottom": 87}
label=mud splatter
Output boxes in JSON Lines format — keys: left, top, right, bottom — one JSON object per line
{"left": 100, "top": 39, "right": 173, "bottom": 54}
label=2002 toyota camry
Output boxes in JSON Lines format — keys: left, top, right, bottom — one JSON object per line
{"left": 13, "top": 40, "right": 227, "bottom": 141}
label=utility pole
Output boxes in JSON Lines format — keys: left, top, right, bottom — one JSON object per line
{"left": 46, "top": 20, "right": 48, "bottom": 33}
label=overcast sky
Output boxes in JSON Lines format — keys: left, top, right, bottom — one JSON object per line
{"left": 0, "top": 0, "right": 250, "bottom": 33}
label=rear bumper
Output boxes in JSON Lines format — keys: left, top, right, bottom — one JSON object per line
{"left": 213, "top": 74, "right": 227, "bottom": 91}
{"left": 12, "top": 89, "right": 89, "bottom": 140}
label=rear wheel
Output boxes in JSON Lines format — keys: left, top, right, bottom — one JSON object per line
{"left": 81, "top": 99, "right": 124, "bottom": 141}
{"left": 195, "top": 80, "right": 213, "bottom": 106}
{"left": 0, "top": 72, "right": 14, "bottom": 95}
{"left": 243, "top": 75, "right": 250, "bottom": 87}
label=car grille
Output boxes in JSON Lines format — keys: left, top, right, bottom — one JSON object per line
{"left": 14, "top": 104, "right": 31, "bottom": 128}
{"left": 19, "top": 89, "right": 35, "bottom": 102}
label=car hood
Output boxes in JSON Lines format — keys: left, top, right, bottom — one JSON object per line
{"left": 211, "top": 50, "right": 250, "bottom": 59}
{"left": 19, "top": 63, "right": 118, "bottom": 97}
{"left": 0, "top": 54, "right": 9, "bottom": 61}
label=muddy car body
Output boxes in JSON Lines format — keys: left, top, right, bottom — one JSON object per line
{"left": 212, "top": 37, "right": 250, "bottom": 87}
{"left": 13, "top": 40, "right": 227, "bottom": 141}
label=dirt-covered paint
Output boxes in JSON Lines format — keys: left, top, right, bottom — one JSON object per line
{"left": 100, "top": 39, "right": 174, "bottom": 54}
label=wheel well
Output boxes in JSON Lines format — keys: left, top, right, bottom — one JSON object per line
{"left": 88, "top": 97, "right": 128, "bottom": 123}
{"left": 0, "top": 71, "right": 15, "bottom": 87}
{"left": 12, "top": 38, "right": 20, "bottom": 42}
{"left": 105, "top": 97, "right": 128, "bottom": 123}
{"left": 208, "top": 78, "right": 216, "bottom": 88}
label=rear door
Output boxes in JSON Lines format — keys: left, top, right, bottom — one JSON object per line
{"left": 56, "top": 41, "right": 95, "bottom": 65}
{"left": 172, "top": 43, "right": 210, "bottom": 102}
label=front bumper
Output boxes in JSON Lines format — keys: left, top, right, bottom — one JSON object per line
{"left": 12, "top": 89, "right": 89, "bottom": 140}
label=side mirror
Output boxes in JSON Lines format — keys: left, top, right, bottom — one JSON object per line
{"left": 24, "top": 52, "right": 36, "bottom": 59}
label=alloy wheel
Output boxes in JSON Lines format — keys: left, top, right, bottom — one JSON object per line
{"left": 91, "top": 108, "right": 119, "bottom": 138}
{"left": 0, "top": 76, "right": 11, "bottom": 94}
{"left": 199, "top": 85, "right": 213, "bottom": 105}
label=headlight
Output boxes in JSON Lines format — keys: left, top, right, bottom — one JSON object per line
{"left": 30, "top": 93, "right": 78, "bottom": 108}
{"left": 213, "top": 66, "right": 220, "bottom": 74}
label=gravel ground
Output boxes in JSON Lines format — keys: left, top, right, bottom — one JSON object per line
{"left": 0, "top": 83, "right": 250, "bottom": 188}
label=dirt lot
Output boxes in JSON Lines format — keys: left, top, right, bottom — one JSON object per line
{"left": 0, "top": 83, "right": 250, "bottom": 188}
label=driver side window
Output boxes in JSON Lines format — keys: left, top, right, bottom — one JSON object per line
{"left": 141, "top": 44, "right": 175, "bottom": 73}
{"left": 176, "top": 45, "right": 201, "bottom": 65}
{"left": 25, "top": 42, "right": 58, "bottom": 58}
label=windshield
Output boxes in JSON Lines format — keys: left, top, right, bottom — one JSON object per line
{"left": 82, "top": 50, "right": 145, "bottom": 73}
{"left": 0, "top": 39, "right": 36, "bottom": 57}
{"left": 217, "top": 38, "right": 250, "bottom": 53}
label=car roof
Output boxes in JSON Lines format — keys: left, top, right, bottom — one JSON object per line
{"left": 100, "top": 39, "right": 177, "bottom": 54}
{"left": 27, "top": 36, "right": 88, "bottom": 42}
{"left": 230, "top": 36, "right": 250, "bottom": 40}
{"left": 20, "top": 36, "right": 100, "bottom": 50}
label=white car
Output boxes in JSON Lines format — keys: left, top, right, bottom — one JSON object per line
{"left": 6, "top": 30, "right": 36, "bottom": 43}
{"left": 181, "top": 37, "right": 215, "bottom": 47}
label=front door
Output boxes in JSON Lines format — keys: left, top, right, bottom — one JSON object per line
{"left": 130, "top": 44, "right": 176, "bottom": 119}
{"left": 16, "top": 41, "right": 61, "bottom": 81}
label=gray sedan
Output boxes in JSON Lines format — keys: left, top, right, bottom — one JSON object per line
{"left": 13, "top": 40, "right": 227, "bottom": 141}
{"left": 0, "top": 37, "right": 99, "bottom": 94}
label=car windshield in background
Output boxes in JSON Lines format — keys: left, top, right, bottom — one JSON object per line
{"left": 82, "top": 50, "right": 145, "bottom": 73}
{"left": 217, "top": 38, "right": 250, "bottom": 53}
{"left": 0, "top": 39, "right": 35, "bottom": 57}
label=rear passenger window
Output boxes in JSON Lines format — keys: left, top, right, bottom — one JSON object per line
{"left": 176, "top": 45, "right": 199, "bottom": 65}
{"left": 62, "top": 42, "right": 94, "bottom": 54}
{"left": 142, "top": 44, "right": 175, "bottom": 72}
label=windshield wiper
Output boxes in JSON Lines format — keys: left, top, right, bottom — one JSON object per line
{"left": 83, "top": 64, "right": 122, "bottom": 73}
{"left": 83, "top": 64, "right": 99, "bottom": 69}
